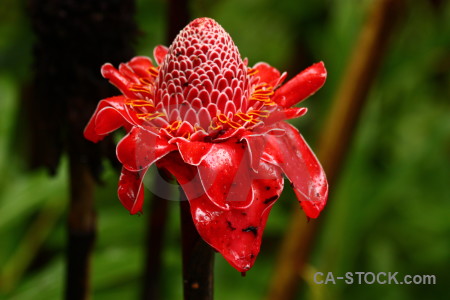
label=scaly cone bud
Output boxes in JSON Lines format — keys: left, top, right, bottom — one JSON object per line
{"left": 155, "top": 18, "right": 251, "bottom": 130}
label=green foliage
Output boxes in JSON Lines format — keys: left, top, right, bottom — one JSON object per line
{"left": 0, "top": 0, "right": 449, "bottom": 299}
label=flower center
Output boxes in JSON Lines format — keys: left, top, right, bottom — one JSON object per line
{"left": 128, "top": 18, "right": 276, "bottom": 138}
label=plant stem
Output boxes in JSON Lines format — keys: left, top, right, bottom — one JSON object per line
{"left": 180, "top": 189, "right": 215, "bottom": 300}
{"left": 168, "top": 0, "right": 190, "bottom": 41}
{"left": 142, "top": 170, "right": 170, "bottom": 300}
{"left": 66, "top": 156, "right": 96, "bottom": 300}
{"left": 266, "top": 0, "right": 405, "bottom": 299}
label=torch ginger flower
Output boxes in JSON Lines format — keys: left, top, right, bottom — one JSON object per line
{"left": 84, "top": 17, "right": 328, "bottom": 272}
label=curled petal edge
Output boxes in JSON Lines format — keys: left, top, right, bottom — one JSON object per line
{"left": 118, "top": 167, "right": 149, "bottom": 214}
{"left": 253, "top": 62, "right": 285, "bottom": 87}
{"left": 154, "top": 45, "right": 169, "bottom": 65}
{"left": 272, "top": 61, "right": 327, "bottom": 108}
{"left": 116, "top": 126, "right": 177, "bottom": 172}
{"left": 84, "top": 96, "right": 138, "bottom": 143}
{"left": 261, "top": 122, "right": 328, "bottom": 218}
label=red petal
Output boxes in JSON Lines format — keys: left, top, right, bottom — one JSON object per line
{"left": 241, "top": 127, "right": 286, "bottom": 171}
{"left": 213, "top": 127, "right": 245, "bottom": 142}
{"left": 128, "top": 56, "right": 155, "bottom": 78}
{"left": 196, "top": 139, "right": 255, "bottom": 209}
{"left": 156, "top": 152, "right": 200, "bottom": 191}
{"left": 157, "top": 153, "right": 284, "bottom": 272}
{"left": 101, "top": 64, "right": 137, "bottom": 99}
{"left": 117, "top": 167, "right": 148, "bottom": 214}
{"left": 116, "top": 127, "right": 176, "bottom": 171}
{"left": 272, "top": 62, "right": 327, "bottom": 108}
{"left": 118, "top": 63, "right": 141, "bottom": 84}
{"left": 84, "top": 96, "right": 138, "bottom": 142}
{"left": 262, "top": 122, "right": 328, "bottom": 218}
{"left": 253, "top": 62, "right": 281, "bottom": 87}
{"left": 176, "top": 140, "right": 214, "bottom": 166}
{"left": 241, "top": 134, "right": 266, "bottom": 172}
{"left": 153, "top": 45, "right": 169, "bottom": 65}
{"left": 193, "top": 161, "right": 283, "bottom": 272}
{"left": 101, "top": 57, "right": 156, "bottom": 99}
{"left": 94, "top": 107, "right": 130, "bottom": 135}
{"left": 265, "top": 107, "right": 308, "bottom": 126}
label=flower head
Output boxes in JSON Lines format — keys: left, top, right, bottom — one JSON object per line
{"left": 85, "top": 17, "right": 328, "bottom": 272}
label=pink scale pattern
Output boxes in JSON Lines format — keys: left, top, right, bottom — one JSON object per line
{"left": 153, "top": 18, "right": 271, "bottom": 132}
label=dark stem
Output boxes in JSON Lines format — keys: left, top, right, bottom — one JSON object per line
{"left": 66, "top": 156, "right": 96, "bottom": 300}
{"left": 142, "top": 170, "right": 170, "bottom": 300}
{"left": 179, "top": 189, "right": 215, "bottom": 300}
{"left": 168, "top": 0, "right": 190, "bottom": 42}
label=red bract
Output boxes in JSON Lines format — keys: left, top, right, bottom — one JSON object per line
{"left": 84, "top": 18, "right": 328, "bottom": 272}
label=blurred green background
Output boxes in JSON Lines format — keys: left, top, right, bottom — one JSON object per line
{"left": 0, "top": 0, "right": 449, "bottom": 299}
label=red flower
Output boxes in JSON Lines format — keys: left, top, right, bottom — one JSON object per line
{"left": 85, "top": 18, "right": 328, "bottom": 272}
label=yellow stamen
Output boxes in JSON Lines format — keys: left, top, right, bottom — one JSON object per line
{"left": 247, "top": 118, "right": 260, "bottom": 124}
{"left": 136, "top": 112, "right": 165, "bottom": 120}
{"left": 181, "top": 131, "right": 191, "bottom": 139}
{"left": 217, "top": 114, "right": 229, "bottom": 124}
{"left": 148, "top": 66, "right": 159, "bottom": 77}
{"left": 249, "top": 96, "right": 273, "bottom": 102}
{"left": 129, "top": 84, "right": 151, "bottom": 94}
{"left": 226, "top": 119, "right": 241, "bottom": 129}
{"left": 126, "top": 99, "right": 154, "bottom": 107}
{"left": 235, "top": 113, "right": 253, "bottom": 122}
{"left": 139, "top": 77, "right": 153, "bottom": 85}
{"left": 247, "top": 110, "right": 270, "bottom": 118}
{"left": 252, "top": 91, "right": 274, "bottom": 97}
{"left": 248, "top": 83, "right": 276, "bottom": 106}
{"left": 247, "top": 68, "right": 259, "bottom": 76}
{"left": 209, "top": 120, "right": 222, "bottom": 131}
{"left": 169, "top": 120, "right": 182, "bottom": 132}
